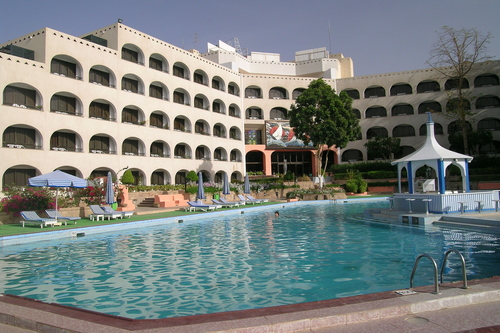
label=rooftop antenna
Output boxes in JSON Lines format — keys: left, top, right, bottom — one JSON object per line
{"left": 328, "top": 21, "right": 332, "bottom": 55}
{"left": 225, "top": 37, "right": 248, "bottom": 56}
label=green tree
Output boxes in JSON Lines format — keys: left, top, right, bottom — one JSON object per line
{"left": 121, "top": 169, "right": 135, "bottom": 185}
{"left": 427, "top": 26, "right": 492, "bottom": 155}
{"left": 364, "top": 136, "right": 401, "bottom": 161}
{"left": 186, "top": 170, "right": 198, "bottom": 183}
{"left": 289, "top": 79, "right": 360, "bottom": 187}
{"left": 448, "top": 128, "right": 493, "bottom": 155}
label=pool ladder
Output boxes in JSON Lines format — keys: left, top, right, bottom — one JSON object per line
{"left": 409, "top": 248, "right": 469, "bottom": 294}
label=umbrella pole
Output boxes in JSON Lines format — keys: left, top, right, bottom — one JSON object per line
{"left": 55, "top": 188, "right": 58, "bottom": 223}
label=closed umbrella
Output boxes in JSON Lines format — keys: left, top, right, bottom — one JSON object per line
{"left": 222, "top": 172, "right": 231, "bottom": 197}
{"left": 28, "top": 170, "right": 87, "bottom": 223}
{"left": 197, "top": 172, "right": 206, "bottom": 201}
{"left": 105, "top": 172, "right": 115, "bottom": 205}
{"left": 244, "top": 174, "right": 251, "bottom": 194}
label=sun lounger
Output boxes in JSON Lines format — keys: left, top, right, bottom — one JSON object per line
{"left": 45, "top": 209, "right": 81, "bottom": 225}
{"left": 247, "top": 195, "right": 268, "bottom": 203}
{"left": 20, "top": 211, "right": 58, "bottom": 228}
{"left": 186, "top": 201, "right": 221, "bottom": 212}
{"left": 101, "top": 206, "right": 134, "bottom": 218}
{"left": 237, "top": 194, "right": 261, "bottom": 204}
{"left": 212, "top": 199, "right": 240, "bottom": 207}
{"left": 89, "top": 205, "right": 123, "bottom": 220}
{"left": 220, "top": 198, "right": 244, "bottom": 206}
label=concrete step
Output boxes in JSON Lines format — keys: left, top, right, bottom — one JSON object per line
{"left": 137, "top": 197, "right": 155, "bottom": 207}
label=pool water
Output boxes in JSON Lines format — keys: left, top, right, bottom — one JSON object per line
{"left": 1, "top": 200, "right": 499, "bottom": 319}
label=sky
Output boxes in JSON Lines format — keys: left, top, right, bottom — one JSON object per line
{"left": 1, "top": 0, "right": 499, "bottom": 76}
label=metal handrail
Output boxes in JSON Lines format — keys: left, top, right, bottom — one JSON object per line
{"left": 410, "top": 253, "right": 440, "bottom": 294}
{"left": 440, "top": 248, "right": 469, "bottom": 289}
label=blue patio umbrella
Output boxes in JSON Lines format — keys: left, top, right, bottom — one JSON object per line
{"left": 197, "top": 172, "right": 206, "bottom": 200}
{"left": 222, "top": 172, "right": 231, "bottom": 197}
{"left": 28, "top": 170, "right": 88, "bottom": 222}
{"left": 244, "top": 174, "right": 251, "bottom": 194}
{"left": 105, "top": 171, "right": 115, "bottom": 205}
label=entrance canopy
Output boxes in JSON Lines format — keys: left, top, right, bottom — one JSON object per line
{"left": 391, "top": 113, "right": 473, "bottom": 194}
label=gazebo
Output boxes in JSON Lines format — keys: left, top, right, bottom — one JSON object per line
{"left": 392, "top": 113, "right": 472, "bottom": 195}
{"left": 389, "top": 113, "right": 498, "bottom": 214}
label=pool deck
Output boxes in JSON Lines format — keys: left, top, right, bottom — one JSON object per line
{"left": 1, "top": 202, "right": 500, "bottom": 332}
{"left": 0, "top": 277, "right": 499, "bottom": 332}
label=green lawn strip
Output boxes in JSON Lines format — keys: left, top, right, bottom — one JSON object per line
{"left": 0, "top": 201, "right": 279, "bottom": 238}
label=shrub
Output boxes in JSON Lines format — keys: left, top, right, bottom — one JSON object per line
{"left": 345, "top": 179, "right": 358, "bottom": 193}
{"left": 1, "top": 187, "right": 55, "bottom": 216}
{"left": 121, "top": 170, "right": 135, "bottom": 185}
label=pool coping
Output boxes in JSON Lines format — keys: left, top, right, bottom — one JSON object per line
{"left": 0, "top": 277, "right": 499, "bottom": 332}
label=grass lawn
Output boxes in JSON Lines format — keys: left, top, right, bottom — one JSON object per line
{"left": 0, "top": 202, "right": 280, "bottom": 238}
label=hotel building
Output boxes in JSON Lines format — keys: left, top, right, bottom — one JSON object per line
{"left": 1, "top": 22, "right": 499, "bottom": 187}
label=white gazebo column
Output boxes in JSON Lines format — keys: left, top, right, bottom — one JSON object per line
{"left": 407, "top": 162, "right": 414, "bottom": 194}
{"left": 464, "top": 160, "right": 471, "bottom": 193}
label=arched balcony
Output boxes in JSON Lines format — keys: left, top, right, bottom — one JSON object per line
{"left": 51, "top": 55, "right": 82, "bottom": 80}
{"left": 229, "top": 126, "right": 242, "bottom": 140}
{"left": 366, "top": 106, "right": 387, "bottom": 118}
{"left": 418, "top": 101, "right": 442, "bottom": 114}
{"left": 417, "top": 80, "right": 440, "bottom": 93}
{"left": 229, "top": 104, "right": 241, "bottom": 118}
{"left": 149, "top": 82, "right": 169, "bottom": 100}
{"left": 3, "top": 83, "right": 42, "bottom": 110}
{"left": 89, "top": 99, "right": 116, "bottom": 121}
{"left": 292, "top": 88, "right": 305, "bottom": 99}
{"left": 228, "top": 82, "right": 240, "bottom": 96}
{"left": 420, "top": 123, "right": 443, "bottom": 136}
{"left": 195, "top": 120, "right": 210, "bottom": 135}
{"left": 149, "top": 111, "right": 169, "bottom": 129}
{"left": 341, "top": 149, "right": 363, "bottom": 162}
{"left": 474, "top": 74, "right": 499, "bottom": 87}
{"left": 50, "top": 130, "right": 83, "bottom": 152}
{"left": 122, "top": 44, "right": 144, "bottom": 65}
{"left": 212, "top": 76, "right": 225, "bottom": 91}
{"left": 173, "top": 116, "right": 191, "bottom": 133}
{"left": 366, "top": 126, "right": 388, "bottom": 139}
{"left": 194, "top": 94, "right": 209, "bottom": 110}
{"left": 445, "top": 78, "right": 469, "bottom": 90}
{"left": 150, "top": 141, "right": 170, "bottom": 158}
{"left": 245, "top": 86, "right": 262, "bottom": 99}
{"left": 173, "top": 88, "right": 190, "bottom": 106}
{"left": 230, "top": 149, "right": 242, "bottom": 162}
{"left": 121, "top": 106, "right": 145, "bottom": 125}
{"left": 195, "top": 146, "right": 210, "bottom": 160}
{"left": 364, "top": 86, "right": 385, "bottom": 98}
{"left": 122, "top": 137, "right": 146, "bottom": 156}
{"left": 476, "top": 95, "right": 500, "bottom": 109}
{"left": 174, "top": 143, "right": 191, "bottom": 159}
{"left": 212, "top": 99, "right": 226, "bottom": 114}
{"left": 213, "top": 123, "right": 226, "bottom": 138}
{"left": 269, "top": 87, "right": 288, "bottom": 99}
{"left": 390, "top": 83, "right": 412, "bottom": 96}
{"left": 392, "top": 124, "right": 415, "bottom": 137}
{"left": 149, "top": 53, "right": 168, "bottom": 73}
{"left": 194, "top": 69, "right": 208, "bottom": 86}
{"left": 121, "top": 74, "right": 144, "bottom": 95}
{"left": 89, "top": 134, "right": 117, "bottom": 154}
{"left": 173, "top": 62, "right": 190, "bottom": 80}
{"left": 246, "top": 107, "right": 262, "bottom": 119}
{"left": 391, "top": 103, "right": 414, "bottom": 116}
{"left": 342, "top": 88, "right": 360, "bottom": 100}
{"left": 89, "top": 65, "right": 116, "bottom": 88}
{"left": 50, "top": 92, "right": 83, "bottom": 116}
{"left": 214, "top": 147, "right": 227, "bottom": 161}
{"left": 3, "top": 125, "right": 42, "bottom": 150}
{"left": 270, "top": 107, "right": 288, "bottom": 120}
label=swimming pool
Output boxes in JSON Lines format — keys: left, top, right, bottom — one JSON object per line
{"left": 0, "top": 200, "right": 499, "bottom": 319}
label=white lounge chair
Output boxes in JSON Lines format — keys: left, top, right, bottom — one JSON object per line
{"left": 45, "top": 209, "right": 80, "bottom": 225}
{"left": 212, "top": 199, "right": 240, "bottom": 207}
{"left": 220, "top": 198, "right": 244, "bottom": 206}
{"left": 89, "top": 205, "right": 123, "bottom": 220}
{"left": 101, "top": 206, "right": 134, "bottom": 218}
{"left": 237, "top": 194, "right": 260, "bottom": 204}
{"left": 186, "top": 201, "right": 221, "bottom": 212}
{"left": 247, "top": 195, "right": 268, "bottom": 203}
{"left": 20, "top": 211, "right": 57, "bottom": 228}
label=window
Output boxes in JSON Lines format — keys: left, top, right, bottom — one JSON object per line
{"left": 51, "top": 59, "right": 76, "bottom": 78}
{"left": 213, "top": 102, "right": 221, "bottom": 113}
{"left": 123, "top": 139, "right": 139, "bottom": 155}
{"left": 214, "top": 125, "right": 225, "bottom": 137}
{"left": 230, "top": 128, "right": 239, "bottom": 140}
{"left": 3, "top": 86, "right": 36, "bottom": 108}
{"left": 194, "top": 97, "right": 204, "bottom": 109}
{"left": 149, "top": 85, "right": 163, "bottom": 99}
{"left": 50, "top": 132, "right": 76, "bottom": 151}
{"left": 173, "top": 65, "right": 184, "bottom": 78}
{"left": 149, "top": 57, "right": 163, "bottom": 71}
{"left": 3, "top": 168, "right": 35, "bottom": 187}
{"left": 90, "top": 136, "right": 110, "bottom": 154}
{"left": 270, "top": 108, "right": 287, "bottom": 119}
{"left": 230, "top": 150, "right": 240, "bottom": 162}
{"left": 475, "top": 74, "right": 499, "bottom": 87}
{"left": 151, "top": 142, "right": 164, "bottom": 156}
{"left": 151, "top": 171, "right": 165, "bottom": 185}
{"left": 196, "top": 147, "right": 206, "bottom": 159}
{"left": 352, "top": 109, "right": 361, "bottom": 119}
{"left": 195, "top": 122, "right": 207, "bottom": 134}
{"left": 122, "top": 48, "right": 138, "bottom": 63}
{"left": 245, "top": 87, "right": 261, "bottom": 98}
{"left": 3, "top": 127, "right": 36, "bottom": 149}
{"left": 246, "top": 108, "right": 262, "bottom": 119}
{"left": 50, "top": 95, "right": 77, "bottom": 114}
{"left": 390, "top": 84, "right": 412, "bottom": 96}
{"left": 341, "top": 149, "right": 363, "bottom": 162}
{"left": 366, "top": 127, "right": 388, "bottom": 139}
{"left": 89, "top": 102, "right": 110, "bottom": 120}
{"left": 364, "top": 86, "right": 385, "bottom": 98}
{"left": 269, "top": 87, "right": 287, "bottom": 99}
{"left": 174, "top": 91, "right": 184, "bottom": 104}
{"left": 174, "top": 118, "right": 185, "bottom": 131}
{"left": 122, "top": 77, "right": 138, "bottom": 93}
{"left": 391, "top": 104, "right": 414, "bottom": 116}
{"left": 214, "top": 149, "right": 222, "bottom": 161}
{"left": 292, "top": 88, "right": 305, "bottom": 99}
{"left": 228, "top": 84, "right": 236, "bottom": 95}
{"left": 418, "top": 101, "right": 441, "bottom": 114}
{"left": 366, "top": 106, "right": 387, "bottom": 118}
{"left": 417, "top": 81, "right": 440, "bottom": 93}
{"left": 150, "top": 113, "right": 164, "bottom": 128}
{"left": 445, "top": 78, "right": 469, "bottom": 90}
{"left": 393, "top": 125, "right": 415, "bottom": 137}
{"left": 122, "top": 108, "right": 138, "bottom": 124}
{"left": 476, "top": 96, "right": 500, "bottom": 109}
{"left": 478, "top": 118, "right": 500, "bottom": 131}
{"left": 175, "top": 145, "right": 186, "bottom": 158}
{"left": 89, "top": 69, "right": 110, "bottom": 86}
{"left": 229, "top": 106, "right": 239, "bottom": 118}
{"left": 446, "top": 98, "right": 471, "bottom": 112}
{"left": 194, "top": 72, "right": 205, "bottom": 85}
{"left": 342, "top": 89, "right": 360, "bottom": 100}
